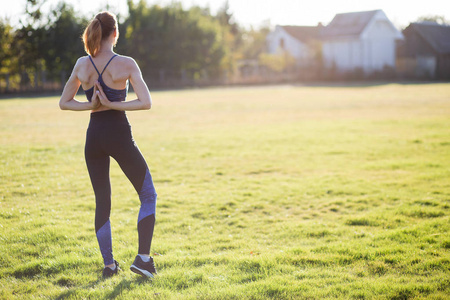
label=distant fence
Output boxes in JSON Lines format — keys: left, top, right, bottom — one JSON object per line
{"left": 1, "top": 64, "right": 445, "bottom": 96}
{"left": 0, "top": 71, "right": 67, "bottom": 95}
{"left": 0, "top": 68, "right": 306, "bottom": 95}
{"left": 142, "top": 67, "right": 307, "bottom": 88}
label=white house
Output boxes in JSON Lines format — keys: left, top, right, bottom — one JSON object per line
{"left": 267, "top": 10, "right": 404, "bottom": 74}
{"left": 321, "top": 10, "right": 404, "bottom": 73}
{"left": 266, "top": 25, "right": 321, "bottom": 67}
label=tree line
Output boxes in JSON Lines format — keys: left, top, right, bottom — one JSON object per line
{"left": 0, "top": 0, "right": 270, "bottom": 93}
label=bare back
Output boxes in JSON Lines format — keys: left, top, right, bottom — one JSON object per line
{"left": 76, "top": 53, "right": 131, "bottom": 91}
{"left": 60, "top": 50, "right": 151, "bottom": 112}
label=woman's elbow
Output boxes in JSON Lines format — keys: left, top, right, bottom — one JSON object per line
{"left": 142, "top": 99, "right": 151, "bottom": 110}
{"left": 59, "top": 100, "right": 68, "bottom": 110}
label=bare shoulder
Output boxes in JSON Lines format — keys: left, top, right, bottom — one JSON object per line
{"left": 75, "top": 56, "right": 90, "bottom": 66}
{"left": 72, "top": 56, "right": 91, "bottom": 72}
{"left": 115, "top": 55, "right": 140, "bottom": 70}
{"left": 115, "top": 55, "right": 137, "bottom": 64}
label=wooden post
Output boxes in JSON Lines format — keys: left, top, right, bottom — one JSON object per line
{"left": 5, "top": 74, "right": 9, "bottom": 93}
{"left": 159, "top": 69, "right": 165, "bottom": 83}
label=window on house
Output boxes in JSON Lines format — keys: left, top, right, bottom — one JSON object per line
{"left": 279, "top": 38, "right": 285, "bottom": 49}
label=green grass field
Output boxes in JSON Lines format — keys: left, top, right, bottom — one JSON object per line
{"left": 1, "top": 83, "right": 449, "bottom": 299}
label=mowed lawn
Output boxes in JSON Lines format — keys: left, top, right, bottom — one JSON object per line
{"left": 0, "top": 83, "right": 449, "bottom": 299}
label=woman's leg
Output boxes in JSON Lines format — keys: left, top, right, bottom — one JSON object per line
{"left": 111, "top": 137, "right": 157, "bottom": 256}
{"left": 85, "top": 140, "right": 115, "bottom": 266}
{"left": 136, "top": 168, "right": 157, "bottom": 255}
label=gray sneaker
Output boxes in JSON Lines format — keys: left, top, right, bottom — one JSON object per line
{"left": 102, "top": 260, "right": 120, "bottom": 278}
{"left": 130, "top": 255, "right": 157, "bottom": 278}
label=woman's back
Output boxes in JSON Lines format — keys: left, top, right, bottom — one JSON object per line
{"left": 77, "top": 53, "right": 130, "bottom": 91}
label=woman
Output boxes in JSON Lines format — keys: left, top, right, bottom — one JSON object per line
{"left": 59, "top": 11, "right": 157, "bottom": 279}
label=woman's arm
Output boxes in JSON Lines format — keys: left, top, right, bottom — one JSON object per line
{"left": 95, "top": 58, "right": 151, "bottom": 111}
{"left": 59, "top": 59, "right": 100, "bottom": 111}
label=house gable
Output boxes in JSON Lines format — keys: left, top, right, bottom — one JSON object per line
{"left": 267, "top": 25, "right": 305, "bottom": 54}
{"left": 281, "top": 25, "right": 322, "bottom": 43}
{"left": 321, "top": 10, "right": 379, "bottom": 39}
{"left": 360, "top": 10, "right": 404, "bottom": 40}
{"left": 267, "top": 25, "right": 320, "bottom": 65}
{"left": 401, "top": 23, "right": 445, "bottom": 57}
{"left": 321, "top": 10, "right": 402, "bottom": 41}
{"left": 400, "top": 22, "right": 450, "bottom": 79}
{"left": 409, "top": 22, "right": 450, "bottom": 54}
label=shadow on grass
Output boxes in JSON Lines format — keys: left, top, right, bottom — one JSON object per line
{"left": 55, "top": 275, "right": 152, "bottom": 299}
{"left": 54, "top": 276, "right": 102, "bottom": 300}
{"left": 105, "top": 277, "right": 153, "bottom": 299}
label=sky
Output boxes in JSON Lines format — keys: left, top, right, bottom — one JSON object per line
{"left": 1, "top": 0, "right": 450, "bottom": 29}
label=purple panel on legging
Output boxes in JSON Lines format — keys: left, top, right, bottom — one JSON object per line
{"left": 96, "top": 219, "right": 114, "bottom": 265}
{"left": 138, "top": 169, "right": 157, "bottom": 223}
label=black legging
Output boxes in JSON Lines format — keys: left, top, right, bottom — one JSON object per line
{"left": 85, "top": 110, "right": 156, "bottom": 265}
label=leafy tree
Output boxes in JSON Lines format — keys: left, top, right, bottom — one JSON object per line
{"left": 41, "top": 2, "right": 86, "bottom": 81}
{"left": 11, "top": 1, "right": 86, "bottom": 88}
{"left": 23, "top": 0, "right": 46, "bottom": 28}
{"left": 216, "top": 1, "right": 242, "bottom": 73}
{"left": 416, "top": 15, "right": 449, "bottom": 25}
{"left": 0, "top": 20, "right": 16, "bottom": 74}
{"left": 13, "top": 25, "right": 47, "bottom": 88}
{"left": 258, "top": 51, "right": 296, "bottom": 73}
{"left": 123, "top": 0, "right": 225, "bottom": 82}
{"left": 240, "top": 25, "right": 270, "bottom": 60}
{"left": 9, "top": 0, "right": 50, "bottom": 89}
{"left": 0, "top": 20, "right": 18, "bottom": 91}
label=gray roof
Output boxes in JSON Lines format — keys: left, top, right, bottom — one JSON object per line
{"left": 281, "top": 25, "right": 322, "bottom": 43}
{"left": 321, "top": 10, "right": 380, "bottom": 38}
{"left": 409, "top": 22, "right": 450, "bottom": 54}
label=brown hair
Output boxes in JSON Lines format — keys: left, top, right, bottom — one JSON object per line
{"left": 82, "top": 12, "right": 118, "bottom": 57}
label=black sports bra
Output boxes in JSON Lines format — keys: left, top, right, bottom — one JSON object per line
{"left": 84, "top": 54, "right": 128, "bottom": 102}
